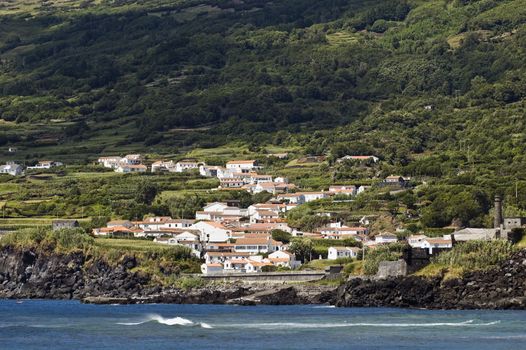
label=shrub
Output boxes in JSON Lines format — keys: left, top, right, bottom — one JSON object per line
{"left": 363, "top": 243, "right": 407, "bottom": 275}
{"left": 175, "top": 276, "right": 205, "bottom": 290}
{"left": 432, "top": 240, "right": 515, "bottom": 271}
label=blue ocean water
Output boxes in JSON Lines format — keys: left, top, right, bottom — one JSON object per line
{"left": 0, "top": 300, "right": 525, "bottom": 349}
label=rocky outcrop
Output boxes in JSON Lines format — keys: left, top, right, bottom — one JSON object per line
{"left": 0, "top": 246, "right": 336, "bottom": 305}
{"left": 336, "top": 250, "right": 526, "bottom": 309}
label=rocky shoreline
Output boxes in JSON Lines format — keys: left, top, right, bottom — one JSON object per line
{"left": 336, "top": 250, "right": 526, "bottom": 309}
{"left": 0, "top": 246, "right": 336, "bottom": 305}
{"left": 2, "top": 246, "right": 526, "bottom": 309}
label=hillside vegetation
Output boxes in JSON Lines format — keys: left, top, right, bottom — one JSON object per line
{"left": 0, "top": 0, "right": 525, "bottom": 230}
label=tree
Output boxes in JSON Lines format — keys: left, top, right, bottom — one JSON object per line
{"left": 135, "top": 180, "right": 158, "bottom": 205}
{"left": 271, "top": 229, "right": 292, "bottom": 244}
{"left": 167, "top": 195, "right": 205, "bottom": 219}
{"left": 289, "top": 238, "right": 314, "bottom": 263}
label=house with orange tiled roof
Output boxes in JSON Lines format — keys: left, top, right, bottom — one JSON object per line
{"left": 268, "top": 250, "right": 299, "bottom": 268}
{"left": 328, "top": 185, "right": 357, "bottom": 196}
{"left": 232, "top": 236, "right": 283, "bottom": 254}
{"left": 246, "top": 260, "right": 273, "bottom": 273}
{"left": 319, "top": 226, "right": 368, "bottom": 239}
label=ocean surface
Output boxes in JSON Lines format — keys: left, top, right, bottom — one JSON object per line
{"left": 0, "top": 300, "right": 525, "bottom": 349}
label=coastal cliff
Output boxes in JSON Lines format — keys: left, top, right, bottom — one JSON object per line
{"left": 3, "top": 245, "right": 526, "bottom": 309}
{"left": 336, "top": 250, "right": 526, "bottom": 309}
{"left": 0, "top": 246, "right": 335, "bottom": 305}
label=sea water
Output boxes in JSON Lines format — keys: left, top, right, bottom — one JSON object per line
{"left": 0, "top": 300, "right": 525, "bottom": 349}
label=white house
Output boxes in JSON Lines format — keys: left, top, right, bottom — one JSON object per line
{"left": 151, "top": 160, "right": 177, "bottom": 172}
{"left": 246, "top": 260, "right": 273, "bottom": 273}
{"left": 421, "top": 238, "right": 452, "bottom": 254}
{"left": 320, "top": 226, "right": 368, "bottom": 239}
{"left": 175, "top": 161, "right": 201, "bottom": 173}
{"left": 199, "top": 165, "right": 226, "bottom": 178}
{"left": 0, "top": 163, "right": 23, "bottom": 176}
{"left": 374, "top": 233, "right": 398, "bottom": 244}
{"left": 276, "top": 193, "right": 305, "bottom": 204}
{"left": 250, "top": 209, "right": 280, "bottom": 223}
{"left": 121, "top": 154, "right": 143, "bottom": 165}
{"left": 327, "top": 246, "right": 360, "bottom": 260}
{"left": 226, "top": 160, "right": 259, "bottom": 173}
{"left": 328, "top": 185, "right": 357, "bottom": 196}
{"left": 232, "top": 236, "right": 282, "bottom": 254}
{"left": 407, "top": 234, "right": 429, "bottom": 248}
{"left": 300, "top": 192, "right": 330, "bottom": 202}
{"left": 192, "top": 221, "right": 231, "bottom": 242}
{"left": 220, "top": 178, "right": 245, "bottom": 188}
{"left": 268, "top": 250, "right": 300, "bottom": 268}
{"left": 27, "top": 160, "right": 63, "bottom": 170}
{"left": 98, "top": 156, "right": 122, "bottom": 169}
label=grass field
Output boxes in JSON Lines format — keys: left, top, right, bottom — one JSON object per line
{"left": 94, "top": 238, "right": 174, "bottom": 253}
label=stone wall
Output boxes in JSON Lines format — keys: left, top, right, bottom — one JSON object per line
{"left": 376, "top": 260, "right": 407, "bottom": 278}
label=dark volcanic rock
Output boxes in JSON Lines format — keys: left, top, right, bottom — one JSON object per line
{"left": 336, "top": 250, "right": 526, "bottom": 309}
{"left": 0, "top": 246, "right": 335, "bottom": 305}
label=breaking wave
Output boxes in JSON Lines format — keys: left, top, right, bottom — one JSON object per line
{"left": 117, "top": 314, "right": 212, "bottom": 328}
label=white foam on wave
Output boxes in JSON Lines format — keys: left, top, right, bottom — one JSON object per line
{"left": 312, "top": 305, "right": 336, "bottom": 309}
{"left": 117, "top": 314, "right": 212, "bottom": 328}
{"left": 222, "top": 320, "right": 500, "bottom": 329}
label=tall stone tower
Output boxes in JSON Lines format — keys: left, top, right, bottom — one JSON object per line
{"left": 494, "top": 195, "right": 503, "bottom": 229}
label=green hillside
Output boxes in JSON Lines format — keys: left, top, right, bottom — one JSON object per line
{"left": 0, "top": 0, "right": 526, "bottom": 227}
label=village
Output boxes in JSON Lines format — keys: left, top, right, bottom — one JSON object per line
{"left": 2, "top": 151, "right": 525, "bottom": 278}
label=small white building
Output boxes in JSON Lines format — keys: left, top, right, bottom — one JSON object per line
{"left": 232, "top": 236, "right": 282, "bottom": 254}
{"left": 98, "top": 156, "right": 122, "bottom": 169}
{"left": 226, "top": 160, "right": 259, "bottom": 173}
{"left": 407, "top": 234, "right": 429, "bottom": 248}
{"left": 320, "top": 226, "right": 368, "bottom": 239}
{"left": 421, "top": 238, "right": 452, "bottom": 254}
{"left": 199, "top": 165, "right": 226, "bottom": 178}
{"left": 327, "top": 246, "right": 360, "bottom": 260}
{"left": 175, "top": 161, "right": 201, "bottom": 173}
{"left": 0, "top": 163, "right": 23, "bottom": 176}
{"left": 121, "top": 154, "right": 143, "bottom": 165}
{"left": 268, "top": 250, "right": 300, "bottom": 268}
{"left": 192, "top": 221, "right": 231, "bottom": 243}
{"left": 328, "top": 185, "right": 357, "bottom": 196}
{"left": 151, "top": 160, "right": 177, "bottom": 172}
{"left": 276, "top": 193, "right": 305, "bottom": 204}
{"left": 374, "top": 233, "right": 398, "bottom": 244}
{"left": 300, "top": 192, "right": 330, "bottom": 202}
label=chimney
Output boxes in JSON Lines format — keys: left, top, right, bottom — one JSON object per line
{"left": 494, "top": 195, "right": 503, "bottom": 229}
